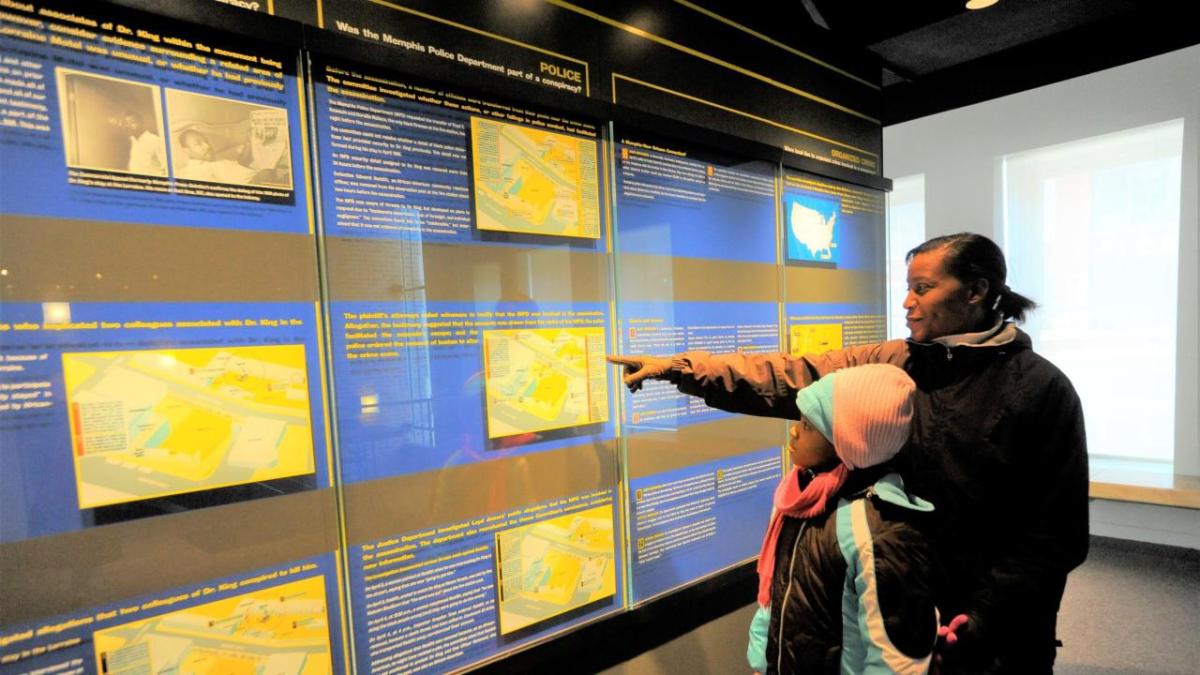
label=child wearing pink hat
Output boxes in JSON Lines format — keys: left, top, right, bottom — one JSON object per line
{"left": 747, "top": 364, "right": 938, "bottom": 674}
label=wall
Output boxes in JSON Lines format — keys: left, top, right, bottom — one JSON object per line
{"left": 884, "top": 45, "right": 1200, "bottom": 547}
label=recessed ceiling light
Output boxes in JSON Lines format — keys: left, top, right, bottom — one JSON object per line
{"left": 966, "top": 0, "right": 1000, "bottom": 9}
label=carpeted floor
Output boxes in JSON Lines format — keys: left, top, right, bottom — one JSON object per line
{"left": 1055, "top": 536, "right": 1199, "bottom": 675}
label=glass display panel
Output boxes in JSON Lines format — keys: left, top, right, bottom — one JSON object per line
{"left": 0, "top": 3, "right": 346, "bottom": 673}
{"left": 611, "top": 130, "right": 786, "bottom": 604}
{"left": 308, "top": 55, "right": 624, "bottom": 673}
{"left": 782, "top": 169, "right": 889, "bottom": 356}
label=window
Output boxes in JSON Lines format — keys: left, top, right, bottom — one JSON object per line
{"left": 1002, "top": 120, "right": 1184, "bottom": 463}
{"left": 886, "top": 174, "right": 926, "bottom": 339}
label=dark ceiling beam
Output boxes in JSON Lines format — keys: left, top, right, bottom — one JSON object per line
{"left": 882, "top": 6, "right": 1200, "bottom": 125}
{"left": 813, "top": 0, "right": 967, "bottom": 46}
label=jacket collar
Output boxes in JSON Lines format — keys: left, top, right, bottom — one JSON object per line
{"left": 907, "top": 320, "right": 1029, "bottom": 353}
{"left": 871, "top": 473, "right": 935, "bottom": 512}
{"left": 837, "top": 471, "right": 935, "bottom": 512}
{"left": 932, "top": 317, "right": 1014, "bottom": 348}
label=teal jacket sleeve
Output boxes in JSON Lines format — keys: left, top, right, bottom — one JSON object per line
{"left": 746, "top": 604, "right": 771, "bottom": 673}
{"left": 837, "top": 499, "right": 937, "bottom": 674}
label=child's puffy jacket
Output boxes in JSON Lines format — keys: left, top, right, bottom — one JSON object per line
{"left": 748, "top": 471, "right": 938, "bottom": 674}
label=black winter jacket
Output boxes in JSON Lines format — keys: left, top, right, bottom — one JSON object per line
{"left": 752, "top": 467, "right": 938, "bottom": 674}
{"left": 671, "top": 325, "right": 1089, "bottom": 673}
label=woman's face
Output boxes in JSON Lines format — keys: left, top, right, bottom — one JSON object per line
{"left": 903, "top": 248, "right": 987, "bottom": 342}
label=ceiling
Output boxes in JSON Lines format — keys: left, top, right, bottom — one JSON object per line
{"left": 694, "top": 0, "right": 1200, "bottom": 124}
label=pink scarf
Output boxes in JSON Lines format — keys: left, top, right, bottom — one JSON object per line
{"left": 756, "top": 464, "right": 849, "bottom": 606}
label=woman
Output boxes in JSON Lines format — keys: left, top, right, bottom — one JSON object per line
{"left": 611, "top": 233, "right": 1089, "bottom": 673}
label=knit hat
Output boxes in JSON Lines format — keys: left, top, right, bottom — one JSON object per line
{"left": 795, "top": 364, "right": 915, "bottom": 469}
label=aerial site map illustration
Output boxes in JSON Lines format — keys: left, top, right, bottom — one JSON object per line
{"left": 63, "top": 344, "right": 314, "bottom": 508}
{"left": 482, "top": 327, "right": 608, "bottom": 439}
{"left": 470, "top": 117, "right": 601, "bottom": 239}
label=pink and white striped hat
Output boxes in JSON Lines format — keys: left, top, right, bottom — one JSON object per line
{"left": 796, "top": 363, "right": 916, "bottom": 468}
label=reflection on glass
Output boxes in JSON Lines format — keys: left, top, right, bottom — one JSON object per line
{"left": 311, "top": 56, "right": 623, "bottom": 672}
{"left": 612, "top": 133, "right": 785, "bottom": 604}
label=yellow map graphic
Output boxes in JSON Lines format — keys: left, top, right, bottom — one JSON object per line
{"left": 63, "top": 345, "right": 314, "bottom": 508}
{"left": 790, "top": 323, "right": 843, "bottom": 356}
{"left": 482, "top": 327, "right": 608, "bottom": 439}
{"left": 94, "top": 576, "right": 332, "bottom": 675}
{"left": 470, "top": 117, "right": 601, "bottom": 239}
{"left": 495, "top": 505, "right": 616, "bottom": 635}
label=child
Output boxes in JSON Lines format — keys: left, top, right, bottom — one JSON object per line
{"left": 748, "top": 364, "right": 938, "bottom": 674}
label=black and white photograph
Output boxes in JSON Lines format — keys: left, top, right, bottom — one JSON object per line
{"left": 55, "top": 68, "right": 168, "bottom": 177}
{"left": 165, "top": 88, "right": 293, "bottom": 189}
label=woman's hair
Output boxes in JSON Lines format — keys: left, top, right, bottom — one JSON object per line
{"left": 906, "top": 232, "right": 1037, "bottom": 322}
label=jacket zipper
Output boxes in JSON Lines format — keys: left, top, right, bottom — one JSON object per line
{"left": 945, "top": 345, "right": 954, "bottom": 361}
{"left": 776, "top": 521, "right": 807, "bottom": 674}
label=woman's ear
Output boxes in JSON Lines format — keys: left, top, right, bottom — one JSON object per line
{"left": 965, "top": 278, "right": 990, "bottom": 306}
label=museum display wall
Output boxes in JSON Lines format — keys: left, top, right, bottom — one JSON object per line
{"left": 0, "top": 1, "right": 890, "bottom": 672}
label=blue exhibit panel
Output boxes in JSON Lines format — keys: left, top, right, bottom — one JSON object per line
{"left": 0, "top": 302, "right": 330, "bottom": 543}
{"left": 617, "top": 301, "right": 780, "bottom": 430}
{"left": 345, "top": 488, "right": 624, "bottom": 674}
{"left": 0, "top": 1, "right": 310, "bottom": 232}
{"left": 614, "top": 141, "right": 777, "bottom": 263}
{"left": 786, "top": 301, "right": 889, "bottom": 353}
{"left": 328, "top": 300, "right": 616, "bottom": 483}
{"left": 0, "top": 554, "right": 346, "bottom": 675}
{"left": 782, "top": 174, "right": 885, "bottom": 271}
{"left": 310, "top": 60, "right": 606, "bottom": 251}
{"left": 627, "top": 448, "right": 781, "bottom": 603}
